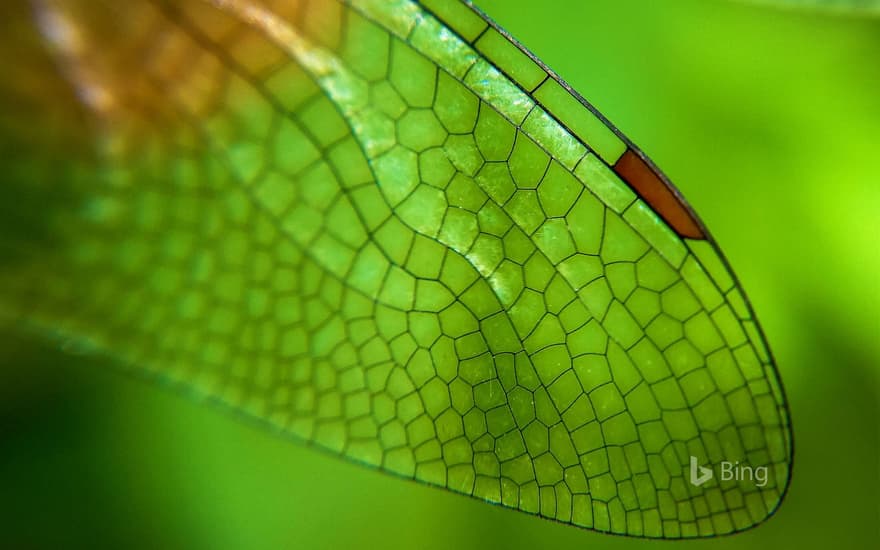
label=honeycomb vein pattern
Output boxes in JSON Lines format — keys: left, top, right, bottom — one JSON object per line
{"left": 1, "top": 0, "right": 791, "bottom": 538}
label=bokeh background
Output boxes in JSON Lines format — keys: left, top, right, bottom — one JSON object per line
{"left": 1, "top": 0, "right": 878, "bottom": 548}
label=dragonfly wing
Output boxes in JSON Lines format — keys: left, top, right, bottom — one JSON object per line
{"left": 0, "top": 0, "right": 791, "bottom": 538}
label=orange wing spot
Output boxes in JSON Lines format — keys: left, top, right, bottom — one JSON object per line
{"left": 613, "top": 149, "right": 705, "bottom": 240}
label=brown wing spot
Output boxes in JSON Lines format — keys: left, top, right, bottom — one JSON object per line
{"left": 613, "top": 149, "right": 705, "bottom": 240}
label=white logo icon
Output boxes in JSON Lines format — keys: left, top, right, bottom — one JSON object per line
{"left": 689, "top": 456, "right": 713, "bottom": 486}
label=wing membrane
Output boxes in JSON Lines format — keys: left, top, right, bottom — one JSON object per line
{"left": 0, "top": 0, "right": 791, "bottom": 538}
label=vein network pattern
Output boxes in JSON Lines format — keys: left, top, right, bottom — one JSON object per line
{"left": 0, "top": 0, "right": 792, "bottom": 538}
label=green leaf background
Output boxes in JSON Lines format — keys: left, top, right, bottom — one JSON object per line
{"left": 1, "top": 0, "right": 877, "bottom": 548}
{"left": 741, "top": 0, "right": 880, "bottom": 13}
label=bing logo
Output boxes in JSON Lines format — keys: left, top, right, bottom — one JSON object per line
{"left": 689, "top": 456, "right": 769, "bottom": 487}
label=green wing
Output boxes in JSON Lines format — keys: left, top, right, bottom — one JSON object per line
{"left": 0, "top": 0, "right": 791, "bottom": 538}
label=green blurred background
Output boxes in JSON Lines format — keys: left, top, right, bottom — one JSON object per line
{"left": 1, "top": 0, "right": 878, "bottom": 547}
